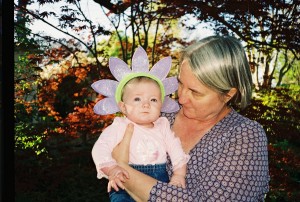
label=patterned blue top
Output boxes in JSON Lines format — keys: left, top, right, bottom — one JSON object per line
{"left": 149, "top": 109, "right": 270, "bottom": 201}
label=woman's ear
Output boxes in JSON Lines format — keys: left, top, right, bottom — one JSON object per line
{"left": 118, "top": 101, "right": 127, "bottom": 114}
{"left": 225, "top": 88, "right": 237, "bottom": 103}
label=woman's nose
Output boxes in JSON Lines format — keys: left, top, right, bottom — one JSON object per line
{"left": 178, "top": 88, "right": 188, "bottom": 104}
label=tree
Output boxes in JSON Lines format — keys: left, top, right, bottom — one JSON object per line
{"left": 155, "top": 0, "right": 299, "bottom": 55}
{"left": 14, "top": 0, "right": 184, "bottom": 82}
{"left": 15, "top": 0, "right": 300, "bottom": 88}
{"left": 94, "top": 0, "right": 187, "bottom": 66}
{"left": 139, "top": 0, "right": 300, "bottom": 88}
{"left": 276, "top": 50, "right": 299, "bottom": 86}
{"left": 14, "top": 0, "right": 111, "bottom": 73}
{"left": 13, "top": 1, "right": 300, "bottom": 200}
{"left": 15, "top": 0, "right": 33, "bottom": 47}
{"left": 14, "top": 0, "right": 300, "bottom": 152}
{"left": 14, "top": 0, "right": 185, "bottom": 153}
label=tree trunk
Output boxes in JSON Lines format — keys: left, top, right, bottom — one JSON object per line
{"left": 267, "top": 50, "right": 278, "bottom": 88}
{"left": 276, "top": 51, "right": 296, "bottom": 86}
{"left": 262, "top": 54, "right": 272, "bottom": 89}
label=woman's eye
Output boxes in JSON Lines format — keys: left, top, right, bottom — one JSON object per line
{"left": 191, "top": 90, "right": 203, "bottom": 98}
{"left": 134, "top": 97, "right": 141, "bottom": 101}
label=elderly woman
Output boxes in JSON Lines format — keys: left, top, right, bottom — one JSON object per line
{"left": 111, "top": 35, "right": 270, "bottom": 201}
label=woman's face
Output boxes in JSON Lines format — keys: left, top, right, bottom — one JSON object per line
{"left": 177, "top": 60, "right": 228, "bottom": 122}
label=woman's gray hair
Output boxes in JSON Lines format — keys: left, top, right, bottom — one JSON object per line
{"left": 180, "top": 35, "right": 253, "bottom": 109}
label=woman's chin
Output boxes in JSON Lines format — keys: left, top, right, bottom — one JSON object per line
{"left": 181, "top": 107, "right": 194, "bottom": 119}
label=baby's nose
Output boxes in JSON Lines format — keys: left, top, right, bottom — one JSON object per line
{"left": 142, "top": 102, "right": 150, "bottom": 108}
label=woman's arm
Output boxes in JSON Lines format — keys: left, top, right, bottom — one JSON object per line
{"left": 112, "top": 124, "right": 195, "bottom": 201}
{"left": 117, "top": 163, "right": 157, "bottom": 201}
{"left": 146, "top": 121, "right": 269, "bottom": 202}
{"left": 112, "top": 123, "right": 158, "bottom": 202}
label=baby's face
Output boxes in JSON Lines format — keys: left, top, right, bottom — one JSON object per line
{"left": 121, "top": 81, "right": 162, "bottom": 127}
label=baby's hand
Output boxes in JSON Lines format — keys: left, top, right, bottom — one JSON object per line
{"left": 107, "top": 165, "right": 129, "bottom": 192}
{"left": 169, "top": 174, "right": 186, "bottom": 188}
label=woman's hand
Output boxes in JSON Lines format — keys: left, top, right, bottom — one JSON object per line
{"left": 112, "top": 123, "right": 134, "bottom": 164}
{"left": 107, "top": 165, "right": 130, "bottom": 192}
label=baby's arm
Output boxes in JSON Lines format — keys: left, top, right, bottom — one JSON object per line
{"left": 161, "top": 117, "right": 189, "bottom": 188}
{"left": 169, "top": 164, "right": 187, "bottom": 188}
{"left": 101, "top": 165, "right": 130, "bottom": 192}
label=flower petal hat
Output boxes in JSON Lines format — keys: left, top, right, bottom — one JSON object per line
{"left": 91, "top": 46, "right": 179, "bottom": 115}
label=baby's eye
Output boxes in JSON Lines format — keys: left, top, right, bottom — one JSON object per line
{"left": 151, "top": 98, "right": 158, "bottom": 102}
{"left": 134, "top": 97, "right": 141, "bottom": 102}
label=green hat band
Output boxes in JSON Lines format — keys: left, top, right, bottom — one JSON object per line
{"left": 115, "top": 72, "right": 165, "bottom": 103}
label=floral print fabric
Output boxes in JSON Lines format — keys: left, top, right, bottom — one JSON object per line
{"left": 149, "top": 109, "right": 269, "bottom": 201}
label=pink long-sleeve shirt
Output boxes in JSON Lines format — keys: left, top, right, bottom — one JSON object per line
{"left": 92, "top": 116, "right": 189, "bottom": 179}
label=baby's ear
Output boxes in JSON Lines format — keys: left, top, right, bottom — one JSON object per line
{"left": 118, "top": 101, "right": 126, "bottom": 114}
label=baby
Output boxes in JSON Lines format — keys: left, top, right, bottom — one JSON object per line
{"left": 91, "top": 47, "right": 189, "bottom": 202}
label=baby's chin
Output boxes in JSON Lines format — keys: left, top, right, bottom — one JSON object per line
{"left": 135, "top": 121, "right": 155, "bottom": 128}
{"left": 134, "top": 118, "right": 158, "bottom": 126}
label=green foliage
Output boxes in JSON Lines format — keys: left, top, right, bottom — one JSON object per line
{"left": 14, "top": 52, "right": 52, "bottom": 155}
{"left": 14, "top": 13, "right": 39, "bottom": 50}
{"left": 15, "top": 122, "right": 47, "bottom": 156}
{"left": 273, "top": 139, "right": 289, "bottom": 151}
{"left": 242, "top": 86, "right": 300, "bottom": 143}
{"left": 276, "top": 52, "right": 300, "bottom": 86}
{"left": 259, "top": 85, "right": 300, "bottom": 109}
{"left": 14, "top": 0, "right": 299, "bottom": 200}
{"left": 14, "top": 86, "right": 300, "bottom": 201}
{"left": 240, "top": 86, "right": 300, "bottom": 201}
